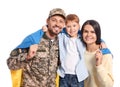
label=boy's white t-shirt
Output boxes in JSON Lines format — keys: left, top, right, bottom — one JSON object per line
{"left": 64, "top": 38, "right": 80, "bottom": 74}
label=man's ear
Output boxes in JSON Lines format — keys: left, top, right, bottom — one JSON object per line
{"left": 46, "top": 18, "right": 49, "bottom": 24}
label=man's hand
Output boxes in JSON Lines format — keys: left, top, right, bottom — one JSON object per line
{"left": 100, "top": 42, "right": 107, "bottom": 49}
{"left": 26, "top": 44, "right": 38, "bottom": 59}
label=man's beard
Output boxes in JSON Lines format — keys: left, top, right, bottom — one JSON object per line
{"left": 48, "top": 29, "right": 58, "bottom": 36}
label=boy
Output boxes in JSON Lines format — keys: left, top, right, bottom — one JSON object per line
{"left": 58, "top": 14, "right": 88, "bottom": 87}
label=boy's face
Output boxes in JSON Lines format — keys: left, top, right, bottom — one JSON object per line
{"left": 66, "top": 21, "right": 80, "bottom": 38}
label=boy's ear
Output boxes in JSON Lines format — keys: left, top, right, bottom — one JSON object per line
{"left": 79, "top": 25, "right": 80, "bottom": 29}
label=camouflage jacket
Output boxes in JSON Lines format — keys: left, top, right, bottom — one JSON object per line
{"left": 7, "top": 34, "right": 59, "bottom": 87}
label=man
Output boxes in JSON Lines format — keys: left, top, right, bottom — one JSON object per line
{"left": 7, "top": 8, "right": 66, "bottom": 87}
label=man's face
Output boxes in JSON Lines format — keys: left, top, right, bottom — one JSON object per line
{"left": 47, "top": 15, "right": 65, "bottom": 35}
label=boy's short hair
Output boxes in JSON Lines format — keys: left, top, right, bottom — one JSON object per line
{"left": 65, "top": 14, "right": 79, "bottom": 24}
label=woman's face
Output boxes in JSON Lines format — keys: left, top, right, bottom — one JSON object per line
{"left": 82, "top": 24, "right": 97, "bottom": 45}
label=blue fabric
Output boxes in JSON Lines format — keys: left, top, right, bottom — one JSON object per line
{"left": 14, "top": 27, "right": 112, "bottom": 56}
{"left": 16, "top": 29, "right": 44, "bottom": 49}
{"left": 101, "top": 48, "right": 112, "bottom": 55}
{"left": 100, "top": 39, "right": 112, "bottom": 55}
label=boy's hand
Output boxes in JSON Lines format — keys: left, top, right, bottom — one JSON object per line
{"left": 42, "top": 25, "right": 48, "bottom": 32}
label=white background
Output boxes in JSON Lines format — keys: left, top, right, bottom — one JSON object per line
{"left": 0, "top": 0, "right": 120, "bottom": 87}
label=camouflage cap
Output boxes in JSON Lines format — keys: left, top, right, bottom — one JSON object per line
{"left": 48, "top": 8, "right": 66, "bottom": 19}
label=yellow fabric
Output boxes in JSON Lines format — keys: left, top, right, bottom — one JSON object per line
{"left": 11, "top": 69, "right": 22, "bottom": 87}
{"left": 11, "top": 69, "right": 59, "bottom": 87}
{"left": 55, "top": 74, "right": 59, "bottom": 87}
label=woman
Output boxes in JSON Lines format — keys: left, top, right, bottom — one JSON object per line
{"left": 81, "top": 20, "right": 114, "bottom": 87}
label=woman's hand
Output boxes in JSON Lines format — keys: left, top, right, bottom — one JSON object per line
{"left": 95, "top": 50, "right": 103, "bottom": 66}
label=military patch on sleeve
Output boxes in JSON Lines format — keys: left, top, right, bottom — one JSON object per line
{"left": 10, "top": 49, "right": 22, "bottom": 56}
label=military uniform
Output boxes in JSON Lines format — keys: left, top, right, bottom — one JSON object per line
{"left": 7, "top": 33, "right": 59, "bottom": 87}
